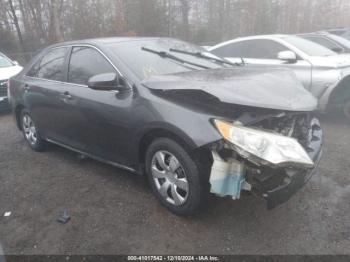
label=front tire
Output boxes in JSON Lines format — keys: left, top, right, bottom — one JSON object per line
{"left": 20, "top": 109, "right": 46, "bottom": 151}
{"left": 145, "top": 138, "right": 209, "bottom": 216}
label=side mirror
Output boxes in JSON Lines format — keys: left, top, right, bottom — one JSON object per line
{"left": 13, "top": 61, "right": 19, "bottom": 66}
{"left": 278, "top": 51, "right": 297, "bottom": 63}
{"left": 87, "top": 73, "right": 128, "bottom": 92}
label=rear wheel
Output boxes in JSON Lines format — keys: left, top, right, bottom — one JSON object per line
{"left": 20, "top": 109, "right": 46, "bottom": 151}
{"left": 343, "top": 99, "right": 350, "bottom": 121}
{"left": 145, "top": 138, "right": 209, "bottom": 216}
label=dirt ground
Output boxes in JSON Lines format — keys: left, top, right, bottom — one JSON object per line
{"left": 0, "top": 111, "right": 349, "bottom": 255}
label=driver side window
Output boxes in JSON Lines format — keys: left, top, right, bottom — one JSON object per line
{"left": 68, "top": 47, "right": 115, "bottom": 86}
{"left": 213, "top": 39, "right": 290, "bottom": 60}
{"left": 242, "top": 39, "right": 290, "bottom": 59}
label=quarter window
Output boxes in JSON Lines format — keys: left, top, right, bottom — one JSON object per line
{"left": 27, "top": 47, "right": 68, "bottom": 81}
{"left": 68, "top": 47, "right": 115, "bottom": 85}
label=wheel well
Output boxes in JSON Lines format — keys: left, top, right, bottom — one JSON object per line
{"left": 329, "top": 75, "right": 350, "bottom": 106}
{"left": 138, "top": 129, "right": 212, "bottom": 168}
{"left": 15, "top": 104, "right": 25, "bottom": 130}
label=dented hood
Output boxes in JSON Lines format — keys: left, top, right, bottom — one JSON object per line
{"left": 142, "top": 67, "right": 318, "bottom": 112}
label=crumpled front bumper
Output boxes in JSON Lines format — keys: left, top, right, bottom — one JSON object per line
{"left": 265, "top": 147, "right": 322, "bottom": 209}
{"left": 259, "top": 119, "right": 323, "bottom": 209}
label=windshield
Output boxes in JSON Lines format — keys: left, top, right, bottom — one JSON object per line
{"left": 283, "top": 36, "right": 337, "bottom": 57}
{"left": 0, "top": 54, "right": 14, "bottom": 68}
{"left": 328, "top": 34, "right": 350, "bottom": 49}
{"left": 107, "top": 39, "right": 225, "bottom": 80}
{"left": 340, "top": 31, "right": 350, "bottom": 41}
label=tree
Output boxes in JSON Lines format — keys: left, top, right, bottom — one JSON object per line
{"left": 7, "top": 0, "right": 25, "bottom": 53}
{"left": 179, "top": 0, "right": 190, "bottom": 40}
{"left": 48, "top": 0, "right": 64, "bottom": 43}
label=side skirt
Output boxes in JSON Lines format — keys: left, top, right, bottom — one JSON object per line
{"left": 45, "top": 138, "right": 140, "bottom": 175}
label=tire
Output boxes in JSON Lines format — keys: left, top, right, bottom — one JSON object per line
{"left": 343, "top": 99, "right": 350, "bottom": 121}
{"left": 145, "top": 138, "right": 209, "bottom": 216}
{"left": 20, "top": 109, "right": 46, "bottom": 151}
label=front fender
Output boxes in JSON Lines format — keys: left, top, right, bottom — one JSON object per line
{"left": 319, "top": 74, "right": 350, "bottom": 111}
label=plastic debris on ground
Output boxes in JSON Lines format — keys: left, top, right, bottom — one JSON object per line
{"left": 57, "top": 210, "right": 71, "bottom": 224}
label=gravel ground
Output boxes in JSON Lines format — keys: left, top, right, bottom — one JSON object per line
{"left": 0, "top": 111, "right": 349, "bottom": 255}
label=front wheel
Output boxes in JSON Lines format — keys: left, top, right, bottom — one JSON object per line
{"left": 145, "top": 138, "right": 209, "bottom": 216}
{"left": 20, "top": 109, "right": 46, "bottom": 151}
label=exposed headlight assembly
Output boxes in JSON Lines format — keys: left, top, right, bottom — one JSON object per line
{"left": 214, "top": 119, "right": 314, "bottom": 168}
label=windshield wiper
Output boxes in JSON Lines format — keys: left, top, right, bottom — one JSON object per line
{"left": 141, "top": 47, "right": 211, "bottom": 70}
{"left": 169, "top": 48, "right": 242, "bottom": 66}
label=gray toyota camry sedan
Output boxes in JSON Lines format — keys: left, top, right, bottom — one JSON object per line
{"left": 8, "top": 37, "right": 322, "bottom": 215}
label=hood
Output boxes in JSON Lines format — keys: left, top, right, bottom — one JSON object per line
{"left": 309, "top": 54, "right": 350, "bottom": 68}
{"left": 0, "top": 65, "right": 23, "bottom": 81}
{"left": 142, "top": 67, "right": 317, "bottom": 112}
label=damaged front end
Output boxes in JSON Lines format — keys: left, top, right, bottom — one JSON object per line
{"left": 209, "top": 112, "right": 323, "bottom": 209}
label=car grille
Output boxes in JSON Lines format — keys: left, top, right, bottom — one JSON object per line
{"left": 0, "top": 80, "right": 8, "bottom": 97}
{"left": 252, "top": 113, "right": 312, "bottom": 148}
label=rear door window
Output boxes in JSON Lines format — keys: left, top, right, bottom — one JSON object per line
{"left": 68, "top": 47, "right": 115, "bottom": 86}
{"left": 27, "top": 47, "right": 68, "bottom": 81}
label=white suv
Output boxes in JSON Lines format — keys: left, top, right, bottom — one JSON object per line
{"left": 0, "top": 52, "right": 22, "bottom": 111}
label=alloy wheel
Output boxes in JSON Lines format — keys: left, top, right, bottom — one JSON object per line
{"left": 151, "top": 151, "right": 189, "bottom": 206}
{"left": 22, "top": 114, "right": 38, "bottom": 146}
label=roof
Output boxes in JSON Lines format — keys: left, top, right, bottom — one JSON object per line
{"left": 209, "top": 34, "right": 290, "bottom": 50}
{"left": 48, "top": 37, "right": 175, "bottom": 49}
{"left": 297, "top": 32, "right": 330, "bottom": 36}
{"left": 235, "top": 34, "right": 288, "bottom": 40}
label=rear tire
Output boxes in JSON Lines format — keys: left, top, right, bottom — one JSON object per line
{"left": 343, "top": 99, "right": 350, "bottom": 121}
{"left": 20, "top": 109, "right": 46, "bottom": 151}
{"left": 145, "top": 138, "right": 209, "bottom": 216}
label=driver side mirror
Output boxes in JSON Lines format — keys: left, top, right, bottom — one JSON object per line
{"left": 278, "top": 51, "right": 297, "bottom": 63}
{"left": 87, "top": 73, "right": 128, "bottom": 92}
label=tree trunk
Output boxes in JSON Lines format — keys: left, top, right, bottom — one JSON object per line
{"left": 49, "top": 0, "right": 64, "bottom": 43}
{"left": 180, "top": 0, "right": 190, "bottom": 40}
{"left": 8, "top": 0, "right": 26, "bottom": 54}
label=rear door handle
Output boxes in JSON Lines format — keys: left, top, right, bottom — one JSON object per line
{"left": 61, "top": 91, "right": 72, "bottom": 100}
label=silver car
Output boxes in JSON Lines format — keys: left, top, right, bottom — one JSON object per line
{"left": 209, "top": 35, "right": 350, "bottom": 119}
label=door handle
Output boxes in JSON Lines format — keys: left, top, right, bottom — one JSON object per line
{"left": 62, "top": 91, "right": 72, "bottom": 100}
{"left": 24, "top": 84, "right": 30, "bottom": 92}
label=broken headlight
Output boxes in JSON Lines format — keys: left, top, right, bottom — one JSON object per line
{"left": 214, "top": 119, "right": 314, "bottom": 167}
